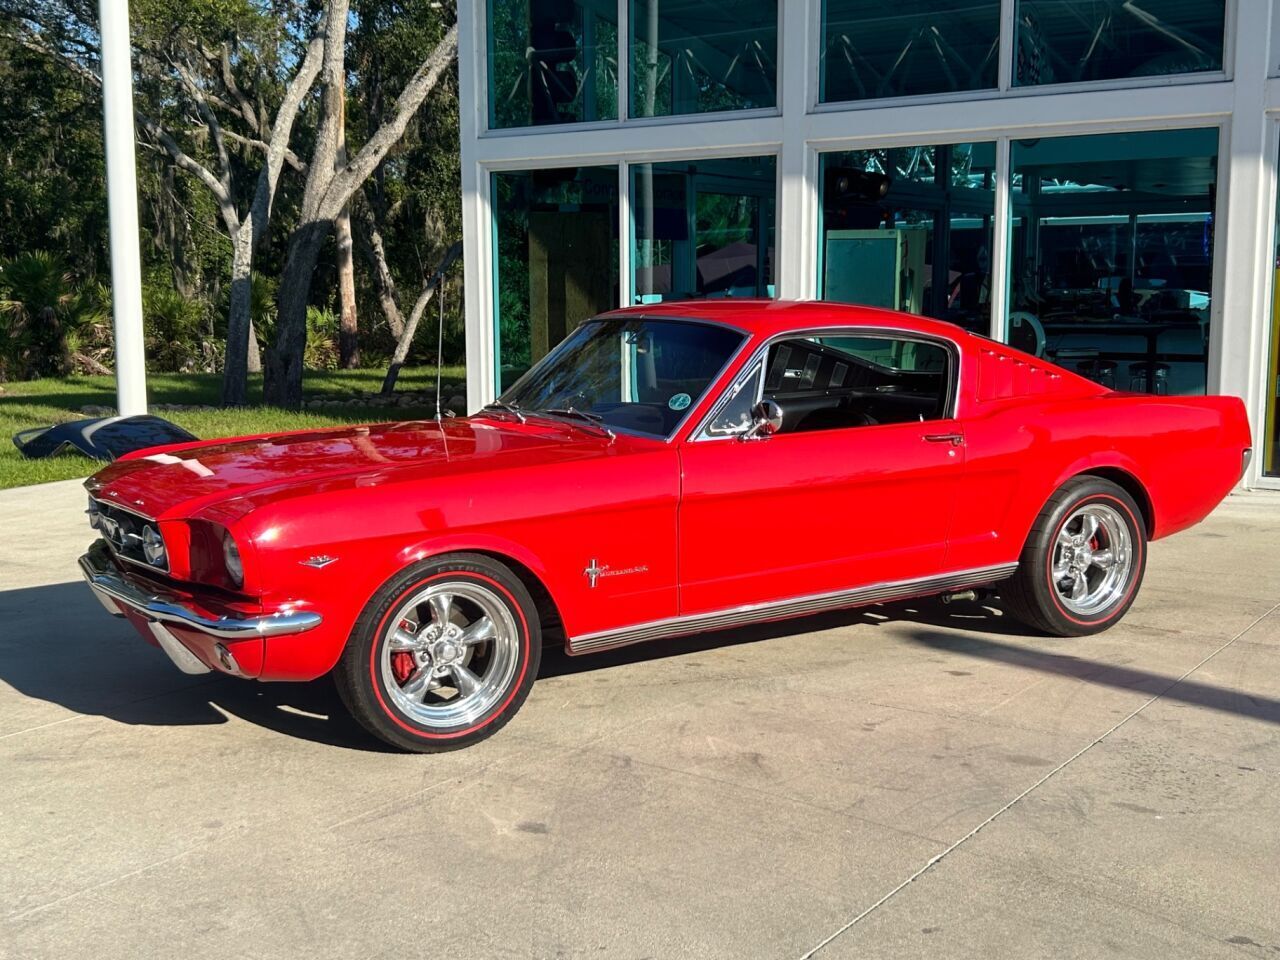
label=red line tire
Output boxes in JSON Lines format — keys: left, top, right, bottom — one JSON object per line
{"left": 1002, "top": 477, "right": 1147, "bottom": 637}
{"left": 334, "top": 553, "right": 541, "bottom": 752}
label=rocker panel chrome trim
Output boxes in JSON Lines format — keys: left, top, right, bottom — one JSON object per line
{"left": 567, "top": 562, "right": 1018, "bottom": 655}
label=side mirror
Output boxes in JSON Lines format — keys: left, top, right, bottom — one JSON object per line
{"left": 741, "top": 399, "right": 784, "bottom": 441}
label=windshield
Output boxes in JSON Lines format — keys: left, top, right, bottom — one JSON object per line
{"left": 498, "top": 318, "right": 745, "bottom": 439}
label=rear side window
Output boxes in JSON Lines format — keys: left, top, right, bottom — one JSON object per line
{"left": 761, "top": 334, "right": 952, "bottom": 434}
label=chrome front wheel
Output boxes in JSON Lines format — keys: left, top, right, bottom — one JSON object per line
{"left": 1050, "top": 504, "right": 1134, "bottom": 617}
{"left": 380, "top": 581, "right": 521, "bottom": 729}
{"left": 335, "top": 554, "right": 541, "bottom": 752}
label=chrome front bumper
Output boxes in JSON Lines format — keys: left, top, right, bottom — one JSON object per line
{"left": 79, "top": 540, "right": 323, "bottom": 647}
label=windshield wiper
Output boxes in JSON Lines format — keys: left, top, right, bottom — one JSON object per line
{"left": 480, "top": 400, "right": 527, "bottom": 423}
{"left": 543, "top": 406, "right": 603, "bottom": 422}
{"left": 528, "top": 407, "right": 615, "bottom": 439}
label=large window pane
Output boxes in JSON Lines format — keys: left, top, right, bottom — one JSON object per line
{"left": 820, "top": 0, "right": 1000, "bottom": 103}
{"left": 489, "top": 0, "right": 618, "bottom": 128}
{"left": 631, "top": 156, "right": 776, "bottom": 304}
{"left": 630, "top": 0, "right": 777, "bottom": 117}
{"left": 1014, "top": 1, "right": 1225, "bottom": 87}
{"left": 1009, "top": 128, "right": 1218, "bottom": 396}
{"left": 491, "top": 167, "right": 619, "bottom": 391}
{"left": 818, "top": 143, "right": 996, "bottom": 335}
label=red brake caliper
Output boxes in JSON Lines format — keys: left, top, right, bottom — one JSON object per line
{"left": 390, "top": 619, "right": 417, "bottom": 684}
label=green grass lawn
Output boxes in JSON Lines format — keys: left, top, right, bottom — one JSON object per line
{"left": 0, "top": 367, "right": 466, "bottom": 491}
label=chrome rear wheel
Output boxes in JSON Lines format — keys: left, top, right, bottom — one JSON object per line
{"left": 1001, "top": 477, "right": 1147, "bottom": 637}
{"left": 1050, "top": 504, "right": 1134, "bottom": 617}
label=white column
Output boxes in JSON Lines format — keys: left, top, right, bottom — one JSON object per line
{"left": 989, "top": 137, "right": 1012, "bottom": 343}
{"left": 459, "top": 0, "right": 494, "bottom": 413}
{"left": 776, "top": 0, "right": 817, "bottom": 299}
{"left": 1215, "top": 0, "right": 1274, "bottom": 487}
{"left": 99, "top": 0, "right": 147, "bottom": 416}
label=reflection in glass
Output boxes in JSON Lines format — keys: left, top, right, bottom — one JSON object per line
{"left": 820, "top": 0, "right": 1000, "bottom": 103}
{"left": 630, "top": 156, "right": 776, "bottom": 304}
{"left": 1008, "top": 128, "right": 1218, "bottom": 396}
{"left": 818, "top": 143, "right": 996, "bottom": 336}
{"left": 491, "top": 167, "right": 619, "bottom": 391}
{"left": 488, "top": 0, "right": 618, "bottom": 128}
{"left": 630, "top": 0, "right": 777, "bottom": 117}
{"left": 1014, "top": 0, "right": 1225, "bottom": 87}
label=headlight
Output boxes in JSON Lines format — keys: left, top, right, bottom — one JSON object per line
{"left": 141, "top": 525, "right": 168, "bottom": 568}
{"left": 86, "top": 497, "right": 101, "bottom": 530}
{"left": 222, "top": 533, "right": 244, "bottom": 587}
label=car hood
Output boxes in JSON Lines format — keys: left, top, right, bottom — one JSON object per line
{"left": 85, "top": 415, "right": 621, "bottom": 521}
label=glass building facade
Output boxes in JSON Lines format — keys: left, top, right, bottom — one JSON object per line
{"left": 462, "top": 0, "right": 1280, "bottom": 490}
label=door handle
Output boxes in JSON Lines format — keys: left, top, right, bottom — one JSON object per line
{"left": 924, "top": 433, "right": 963, "bottom": 446}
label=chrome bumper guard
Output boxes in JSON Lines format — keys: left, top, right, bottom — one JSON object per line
{"left": 79, "top": 540, "right": 323, "bottom": 642}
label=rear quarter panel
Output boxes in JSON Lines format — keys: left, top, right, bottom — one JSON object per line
{"left": 949, "top": 342, "right": 1249, "bottom": 570}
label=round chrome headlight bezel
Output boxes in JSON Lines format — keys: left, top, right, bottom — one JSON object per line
{"left": 222, "top": 533, "right": 244, "bottom": 588}
{"left": 141, "top": 525, "right": 168, "bottom": 568}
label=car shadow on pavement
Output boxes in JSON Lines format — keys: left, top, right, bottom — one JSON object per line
{"left": 537, "top": 594, "right": 1029, "bottom": 678}
{"left": 900, "top": 629, "right": 1280, "bottom": 726}
{"left": 8, "top": 580, "right": 1272, "bottom": 751}
{"left": 0, "top": 580, "right": 395, "bottom": 752}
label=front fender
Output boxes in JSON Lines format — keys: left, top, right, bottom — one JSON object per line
{"left": 257, "top": 529, "right": 565, "bottom": 682}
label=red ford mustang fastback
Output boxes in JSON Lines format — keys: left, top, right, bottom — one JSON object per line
{"left": 80, "top": 301, "right": 1251, "bottom": 751}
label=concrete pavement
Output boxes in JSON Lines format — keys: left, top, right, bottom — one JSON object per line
{"left": 1, "top": 479, "right": 1278, "bottom": 959}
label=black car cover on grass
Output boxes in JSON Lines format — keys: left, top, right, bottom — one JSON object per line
{"left": 13, "top": 415, "right": 197, "bottom": 462}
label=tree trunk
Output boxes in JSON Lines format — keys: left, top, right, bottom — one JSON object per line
{"left": 264, "top": 219, "right": 331, "bottom": 408}
{"left": 221, "top": 226, "right": 255, "bottom": 406}
{"left": 336, "top": 206, "right": 359, "bottom": 367}
{"left": 335, "top": 90, "right": 359, "bottom": 368}
{"left": 247, "top": 320, "right": 262, "bottom": 374}
{"left": 356, "top": 203, "right": 405, "bottom": 339}
{"left": 381, "top": 242, "right": 462, "bottom": 395}
{"left": 266, "top": 10, "right": 456, "bottom": 406}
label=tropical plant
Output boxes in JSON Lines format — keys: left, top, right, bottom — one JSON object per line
{"left": 0, "top": 251, "right": 85, "bottom": 379}
{"left": 304, "top": 305, "right": 340, "bottom": 371}
{"left": 143, "top": 280, "right": 208, "bottom": 372}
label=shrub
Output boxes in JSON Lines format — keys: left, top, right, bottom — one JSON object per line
{"left": 304, "top": 305, "right": 339, "bottom": 371}
{"left": 0, "top": 251, "right": 86, "bottom": 379}
{"left": 143, "top": 281, "right": 210, "bottom": 372}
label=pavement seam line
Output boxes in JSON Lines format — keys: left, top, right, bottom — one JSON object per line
{"left": 797, "top": 599, "right": 1280, "bottom": 960}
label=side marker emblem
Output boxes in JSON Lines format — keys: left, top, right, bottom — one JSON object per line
{"left": 301, "top": 555, "right": 338, "bottom": 569}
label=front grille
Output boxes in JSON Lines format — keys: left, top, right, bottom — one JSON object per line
{"left": 89, "top": 497, "right": 167, "bottom": 572}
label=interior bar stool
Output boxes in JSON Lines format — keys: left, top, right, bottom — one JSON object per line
{"left": 1076, "top": 358, "right": 1117, "bottom": 389}
{"left": 1128, "top": 361, "right": 1170, "bottom": 394}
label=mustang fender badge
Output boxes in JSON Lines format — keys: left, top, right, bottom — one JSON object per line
{"left": 301, "top": 555, "right": 338, "bottom": 569}
{"left": 583, "top": 559, "right": 648, "bottom": 588}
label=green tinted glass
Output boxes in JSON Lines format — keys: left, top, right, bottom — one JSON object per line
{"left": 489, "top": 0, "right": 618, "bottom": 128}
{"left": 630, "top": 0, "right": 777, "bottom": 117}
{"left": 820, "top": 0, "right": 1000, "bottom": 103}
{"left": 1014, "top": 0, "right": 1224, "bottom": 86}
{"left": 491, "top": 167, "right": 620, "bottom": 391}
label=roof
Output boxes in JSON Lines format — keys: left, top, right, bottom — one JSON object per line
{"left": 599, "top": 299, "right": 976, "bottom": 342}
